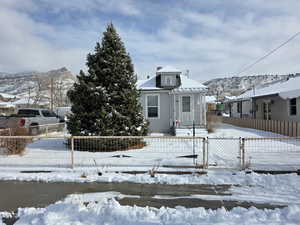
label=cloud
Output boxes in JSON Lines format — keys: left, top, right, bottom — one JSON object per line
{"left": 1, "top": 0, "right": 300, "bottom": 82}
{"left": 36, "top": 0, "right": 140, "bottom": 16}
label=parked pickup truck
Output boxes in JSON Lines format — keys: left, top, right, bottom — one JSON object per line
{"left": 0, "top": 108, "right": 64, "bottom": 135}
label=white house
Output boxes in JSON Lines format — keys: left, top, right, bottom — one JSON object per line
{"left": 137, "top": 66, "right": 207, "bottom": 136}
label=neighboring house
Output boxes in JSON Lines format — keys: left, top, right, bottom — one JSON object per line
{"left": 0, "top": 93, "right": 17, "bottom": 102}
{"left": 0, "top": 102, "right": 15, "bottom": 115}
{"left": 0, "top": 93, "right": 17, "bottom": 115}
{"left": 226, "top": 76, "right": 300, "bottom": 122}
{"left": 206, "top": 96, "right": 217, "bottom": 112}
{"left": 137, "top": 66, "right": 207, "bottom": 135}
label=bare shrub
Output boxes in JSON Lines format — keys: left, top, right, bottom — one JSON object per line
{"left": 0, "top": 128, "right": 33, "bottom": 155}
{"left": 207, "top": 114, "right": 222, "bottom": 133}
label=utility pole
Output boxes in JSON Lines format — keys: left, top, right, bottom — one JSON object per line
{"left": 50, "top": 77, "right": 54, "bottom": 110}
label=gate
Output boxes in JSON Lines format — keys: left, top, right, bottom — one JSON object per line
{"left": 206, "top": 138, "right": 242, "bottom": 169}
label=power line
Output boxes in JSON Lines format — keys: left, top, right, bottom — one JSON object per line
{"left": 236, "top": 31, "right": 300, "bottom": 76}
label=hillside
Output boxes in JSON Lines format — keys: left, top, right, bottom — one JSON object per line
{"left": 0, "top": 67, "right": 76, "bottom": 107}
{"left": 203, "top": 73, "right": 300, "bottom": 98}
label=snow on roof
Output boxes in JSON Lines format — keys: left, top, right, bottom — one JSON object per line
{"left": 157, "top": 66, "right": 181, "bottom": 73}
{"left": 0, "top": 102, "right": 15, "bottom": 108}
{"left": 206, "top": 96, "right": 217, "bottom": 103}
{"left": 238, "top": 76, "right": 300, "bottom": 100}
{"left": 224, "top": 96, "right": 237, "bottom": 100}
{"left": 137, "top": 76, "right": 161, "bottom": 90}
{"left": 0, "top": 93, "right": 17, "bottom": 99}
{"left": 137, "top": 74, "right": 207, "bottom": 92}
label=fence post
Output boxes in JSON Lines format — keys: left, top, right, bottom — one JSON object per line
{"left": 71, "top": 137, "right": 75, "bottom": 169}
{"left": 46, "top": 125, "right": 49, "bottom": 136}
{"left": 202, "top": 138, "right": 206, "bottom": 169}
{"left": 240, "top": 138, "right": 245, "bottom": 170}
{"left": 206, "top": 137, "right": 209, "bottom": 169}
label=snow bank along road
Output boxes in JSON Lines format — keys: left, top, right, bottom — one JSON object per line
{"left": 2, "top": 191, "right": 300, "bottom": 225}
{"left": 1, "top": 170, "right": 300, "bottom": 224}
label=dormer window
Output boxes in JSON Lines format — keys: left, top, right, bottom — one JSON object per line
{"left": 155, "top": 66, "right": 182, "bottom": 88}
{"left": 164, "top": 75, "right": 174, "bottom": 86}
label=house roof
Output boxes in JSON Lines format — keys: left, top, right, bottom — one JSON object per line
{"left": 206, "top": 96, "right": 217, "bottom": 103}
{"left": 0, "top": 93, "right": 17, "bottom": 99}
{"left": 0, "top": 102, "right": 15, "bottom": 108}
{"left": 156, "top": 66, "right": 181, "bottom": 73}
{"left": 137, "top": 74, "right": 207, "bottom": 93}
{"left": 237, "top": 76, "right": 300, "bottom": 100}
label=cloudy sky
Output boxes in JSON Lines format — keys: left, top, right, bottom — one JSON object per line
{"left": 1, "top": 0, "right": 300, "bottom": 82}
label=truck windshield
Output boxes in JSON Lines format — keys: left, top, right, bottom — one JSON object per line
{"left": 17, "top": 109, "right": 40, "bottom": 116}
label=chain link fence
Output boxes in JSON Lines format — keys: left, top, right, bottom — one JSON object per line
{"left": 206, "top": 138, "right": 242, "bottom": 169}
{"left": 1, "top": 133, "right": 300, "bottom": 171}
{"left": 0, "top": 136, "right": 205, "bottom": 170}
{"left": 243, "top": 137, "right": 300, "bottom": 170}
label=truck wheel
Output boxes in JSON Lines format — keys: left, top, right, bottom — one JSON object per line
{"left": 29, "top": 126, "right": 39, "bottom": 136}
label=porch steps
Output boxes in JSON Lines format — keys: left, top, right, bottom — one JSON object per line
{"left": 175, "top": 128, "right": 208, "bottom": 137}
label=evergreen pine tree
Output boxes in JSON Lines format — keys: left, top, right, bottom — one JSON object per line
{"left": 67, "top": 24, "right": 148, "bottom": 137}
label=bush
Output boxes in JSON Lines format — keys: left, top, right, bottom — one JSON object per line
{"left": 0, "top": 128, "right": 32, "bottom": 155}
{"left": 67, "top": 137, "right": 146, "bottom": 152}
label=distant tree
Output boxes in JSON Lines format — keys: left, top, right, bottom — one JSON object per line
{"left": 67, "top": 23, "right": 148, "bottom": 137}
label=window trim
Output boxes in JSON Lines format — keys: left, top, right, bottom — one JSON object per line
{"left": 289, "top": 98, "right": 297, "bottom": 116}
{"left": 146, "top": 94, "right": 160, "bottom": 119}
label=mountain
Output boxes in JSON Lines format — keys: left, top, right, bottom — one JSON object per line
{"left": 203, "top": 73, "right": 300, "bottom": 98}
{"left": 0, "top": 67, "right": 76, "bottom": 107}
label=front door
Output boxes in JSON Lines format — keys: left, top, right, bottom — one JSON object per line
{"left": 180, "top": 95, "right": 194, "bottom": 126}
{"left": 263, "top": 102, "right": 271, "bottom": 120}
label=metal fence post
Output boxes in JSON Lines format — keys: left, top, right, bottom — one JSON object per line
{"left": 202, "top": 138, "right": 206, "bottom": 169}
{"left": 71, "top": 137, "right": 75, "bottom": 169}
{"left": 240, "top": 138, "right": 245, "bottom": 170}
{"left": 206, "top": 137, "right": 209, "bottom": 169}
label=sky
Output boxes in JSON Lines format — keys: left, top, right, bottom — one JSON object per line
{"left": 1, "top": 0, "right": 300, "bottom": 82}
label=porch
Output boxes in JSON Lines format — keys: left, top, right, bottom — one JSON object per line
{"left": 170, "top": 90, "right": 207, "bottom": 135}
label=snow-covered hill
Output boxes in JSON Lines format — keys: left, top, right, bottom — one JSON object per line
{"left": 204, "top": 73, "right": 300, "bottom": 97}
{"left": 0, "top": 67, "right": 76, "bottom": 107}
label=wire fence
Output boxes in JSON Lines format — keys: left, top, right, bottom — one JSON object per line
{"left": 0, "top": 134, "right": 300, "bottom": 171}
{"left": 206, "top": 138, "right": 242, "bottom": 169}
{"left": 243, "top": 137, "right": 300, "bottom": 170}
{"left": 0, "top": 136, "right": 205, "bottom": 170}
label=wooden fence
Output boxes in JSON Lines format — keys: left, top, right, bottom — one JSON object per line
{"left": 221, "top": 117, "right": 300, "bottom": 137}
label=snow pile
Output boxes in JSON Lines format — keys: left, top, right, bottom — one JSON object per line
{"left": 1, "top": 171, "right": 300, "bottom": 206}
{"left": 14, "top": 198, "right": 300, "bottom": 225}
{"left": 0, "top": 170, "right": 299, "bottom": 186}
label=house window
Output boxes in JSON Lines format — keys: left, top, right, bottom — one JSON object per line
{"left": 289, "top": 98, "right": 297, "bottom": 116}
{"left": 237, "top": 102, "right": 241, "bottom": 113}
{"left": 146, "top": 95, "right": 159, "bottom": 118}
{"left": 163, "top": 75, "right": 174, "bottom": 86}
{"left": 182, "top": 96, "right": 191, "bottom": 112}
{"left": 263, "top": 102, "right": 271, "bottom": 120}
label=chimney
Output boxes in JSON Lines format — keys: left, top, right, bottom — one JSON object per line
{"left": 185, "top": 70, "right": 189, "bottom": 78}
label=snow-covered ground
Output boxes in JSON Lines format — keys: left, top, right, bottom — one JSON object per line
{"left": 3, "top": 184, "right": 300, "bottom": 225}
{"left": 1, "top": 123, "right": 299, "bottom": 172}
{"left": 1, "top": 124, "right": 300, "bottom": 224}
{"left": 8, "top": 198, "right": 300, "bottom": 225}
